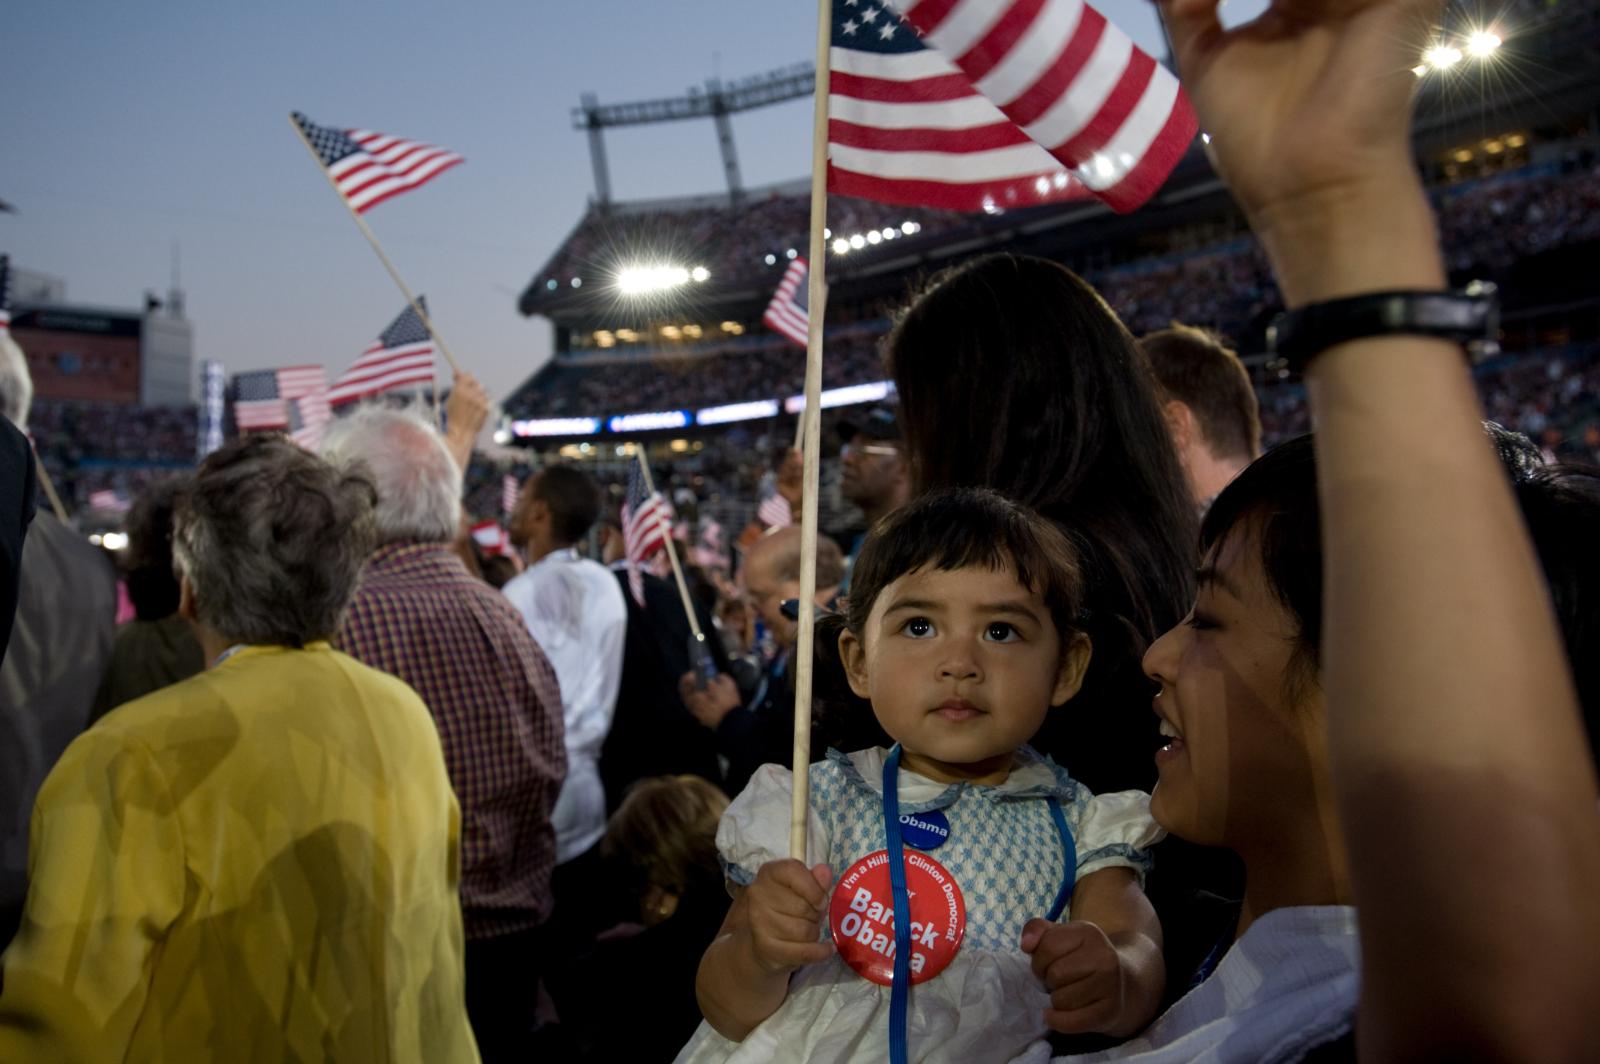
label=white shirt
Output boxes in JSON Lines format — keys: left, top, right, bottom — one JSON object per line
{"left": 1056, "top": 905, "right": 1359, "bottom": 1064}
{"left": 502, "top": 547, "right": 627, "bottom": 863}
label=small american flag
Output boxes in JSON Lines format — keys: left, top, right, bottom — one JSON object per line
{"left": 233, "top": 365, "right": 332, "bottom": 449}
{"left": 87, "top": 489, "right": 130, "bottom": 514}
{"left": 470, "top": 519, "right": 512, "bottom": 556}
{"left": 292, "top": 112, "right": 464, "bottom": 214}
{"left": 329, "top": 299, "right": 436, "bottom": 406}
{"left": 622, "top": 460, "right": 670, "bottom": 607}
{"left": 502, "top": 473, "right": 520, "bottom": 515}
{"left": 0, "top": 255, "right": 11, "bottom": 331}
{"left": 757, "top": 493, "right": 794, "bottom": 529}
{"left": 830, "top": 0, "right": 1195, "bottom": 214}
{"left": 763, "top": 258, "right": 810, "bottom": 347}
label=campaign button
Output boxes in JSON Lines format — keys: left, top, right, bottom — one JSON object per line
{"left": 897, "top": 809, "right": 950, "bottom": 851}
{"left": 828, "top": 848, "right": 966, "bottom": 986}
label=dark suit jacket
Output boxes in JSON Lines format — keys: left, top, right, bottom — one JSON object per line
{"left": 599, "top": 568, "right": 731, "bottom": 808}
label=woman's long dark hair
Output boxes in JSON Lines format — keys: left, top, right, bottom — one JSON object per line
{"left": 887, "top": 253, "right": 1197, "bottom": 793}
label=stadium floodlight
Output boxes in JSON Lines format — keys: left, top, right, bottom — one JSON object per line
{"left": 570, "top": 277, "right": 582, "bottom": 288}
{"left": 849, "top": 234, "right": 866, "bottom": 250}
{"left": 1466, "top": 30, "right": 1501, "bottom": 57}
{"left": 616, "top": 265, "right": 691, "bottom": 294}
{"left": 1424, "top": 44, "right": 1463, "bottom": 70}
{"left": 765, "top": 253, "right": 777, "bottom": 265}
{"left": 690, "top": 266, "right": 711, "bottom": 282}
{"left": 867, "top": 230, "right": 882, "bottom": 245}
{"left": 786, "top": 248, "right": 799, "bottom": 259}
{"left": 1413, "top": 64, "right": 1430, "bottom": 77}
{"left": 832, "top": 238, "right": 850, "bottom": 255}
{"left": 882, "top": 227, "right": 897, "bottom": 240}
{"left": 901, "top": 221, "right": 920, "bottom": 234}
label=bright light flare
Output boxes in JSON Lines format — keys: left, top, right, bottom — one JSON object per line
{"left": 1423, "top": 44, "right": 1463, "bottom": 69}
{"left": 1466, "top": 30, "right": 1501, "bottom": 57}
{"left": 614, "top": 264, "right": 710, "bottom": 294}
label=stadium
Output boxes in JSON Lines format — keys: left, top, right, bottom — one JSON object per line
{"left": 489, "top": 0, "right": 1600, "bottom": 533}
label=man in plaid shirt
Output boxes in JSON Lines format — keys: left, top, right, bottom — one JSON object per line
{"left": 323, "top": 406, "right": 565, "bottom": 1061}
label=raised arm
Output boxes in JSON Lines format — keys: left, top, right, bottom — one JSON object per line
{"left": 1161, "top": 0, "right": 1600, "bottom": 1055}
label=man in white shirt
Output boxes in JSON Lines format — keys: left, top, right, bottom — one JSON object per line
{"left": 502, "top": 465, "right": 627, "bottom": 866}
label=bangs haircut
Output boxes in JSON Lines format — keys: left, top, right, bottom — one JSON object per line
{"left": 846, "top": 487, "right": 1085, "bottom": 646}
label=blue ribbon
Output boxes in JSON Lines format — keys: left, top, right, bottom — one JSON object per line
{"left": 882, "top": 744, "right": 914, "bottom": 1064}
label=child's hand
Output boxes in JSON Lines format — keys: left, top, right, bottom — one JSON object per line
{"left": 743, "top": 859, "right": 834, "bottom": 975}
{"left": 1020, "top": 918, "right": 1130, "bottom": 1035}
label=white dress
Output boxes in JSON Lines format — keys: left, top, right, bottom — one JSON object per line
{"left": 676, "top": 746, "right": 1163, "bottom": 1064}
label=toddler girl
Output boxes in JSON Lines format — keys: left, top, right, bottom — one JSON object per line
{"left": 680, "top": 488, "right": 1165, "bottom": 1063}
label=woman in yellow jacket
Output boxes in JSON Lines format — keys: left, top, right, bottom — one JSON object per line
{"left": 0, "top": 434, "right": 479, "bottom": 1063}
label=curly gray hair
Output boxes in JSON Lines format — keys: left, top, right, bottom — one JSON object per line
{"left": 173, "top": 434, "right": 377, "bottom": 646}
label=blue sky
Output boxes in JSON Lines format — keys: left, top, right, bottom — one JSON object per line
{"left": 2, "top": 0, "right": 1180, "bottom": 404}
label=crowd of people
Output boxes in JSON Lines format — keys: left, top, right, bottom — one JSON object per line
{"left": 3, "top": 1, "right": 1599, "bottom": 1060}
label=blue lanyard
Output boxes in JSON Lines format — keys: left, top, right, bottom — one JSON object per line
{"left": 880, "top": 744, "right": 1076, "bottom": 1064}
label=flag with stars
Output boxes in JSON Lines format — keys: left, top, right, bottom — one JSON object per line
{"left": 0, "top": 255, "right": 11, "bottom": 331}
{"left": 763, "top": 258, "right": 811, "bottom": 347}
{"left": 328, "top": 299, "right": 436, "bottom": 406}
{"left": 233, "top": 365, "right": 332, "bottom": 449}
{"left": 829, "top": 0, "right": 1196, "bottom": 214}
{"left": 292, "top": 112, "right": 464, "bottom": 214}
{"left": 622, "top": 460, "right": 670, "bottom": 607}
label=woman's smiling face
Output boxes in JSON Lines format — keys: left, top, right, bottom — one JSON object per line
{"left": 1142, "top": 520, "right": 1328, "bottom": 849}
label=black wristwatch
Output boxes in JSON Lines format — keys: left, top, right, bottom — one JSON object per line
{"left": 1266, "top": 281, "right": 1500, "bottom": 372}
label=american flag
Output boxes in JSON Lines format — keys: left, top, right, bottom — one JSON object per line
{"left": 502, "top": 473, "right": 520, "bottom": 515}
{"left": 292, "top": 112, "right": 464, "bottom": 214}
{"left": 622, "top": 460, "right": 671, "bottom": 607}
{"left": 233, "top": 365, "right": 332, "bottom": 449}
{"left": 470, "top": 519, "right": 512, "bottom": 556}
{"left": 328, "top": 299, "right": 436, "bottom": 406}
{"left": 829, "top": 0, "right": 1195, "bottom": 214}
{"left": 0, "top": 255, "right": 11, "bottom": 331}
{"left": 757, "top": 492, "right": 794, "bottom": 529}
{"left": 763, "top": 258, "right": 811, "bottom": 347}
{"left": 87, "top": 489, "right": 130, "bottom": 514}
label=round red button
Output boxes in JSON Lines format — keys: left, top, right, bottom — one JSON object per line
{"left": 828, "top": 848, "right": 966, "bottom": 986}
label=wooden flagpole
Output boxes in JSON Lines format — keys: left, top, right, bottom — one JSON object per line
{"left": 287, "top": 114, "right": 464, "bottom": 384}
{"left": 33, "top": 454, "right": 69, "bottom": 522}
{"left": 634, "top": 445, "right": 707, "bottom": 643}
{"left": 791, "top": 0, "right": 832, "bottom": 862}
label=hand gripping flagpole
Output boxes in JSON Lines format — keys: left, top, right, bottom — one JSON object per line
{"left": 287, "top": 114, "right": 464, "bottom": 382}
{"left": 633, "top": 444, "right": 708, "bottom": 645}
{"left": 791, "top": 0, "right": 833, "bottom": 862}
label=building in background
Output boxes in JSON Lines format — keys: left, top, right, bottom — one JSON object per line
{"left": 8, "top": 275, "right": 192, "bottom": 407}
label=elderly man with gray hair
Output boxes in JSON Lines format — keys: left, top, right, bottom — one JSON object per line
{"left": 0, "top": 433, "right": 477, "bottom": 1061}
{"left": 324, "top": 404, "right": 566, "bottom": 1062}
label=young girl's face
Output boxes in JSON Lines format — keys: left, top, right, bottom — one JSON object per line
{"left": 839, "top": 561, "right": 1091, "bottom": 785}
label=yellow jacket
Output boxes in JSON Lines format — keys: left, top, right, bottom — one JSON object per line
{"left": 0, "top": 642, "right": 479, "bottom": 1062}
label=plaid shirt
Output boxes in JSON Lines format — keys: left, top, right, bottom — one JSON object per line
{"left": 338, "top": 541, "right": 566, "bottom": 939}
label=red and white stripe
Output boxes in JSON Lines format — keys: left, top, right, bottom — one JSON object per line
{"left": 330, "top": 130, "right": 464, "bottom": 214}
{"left": 832, "top": 0, "right": 1196, "bottom": 214}
{"left": 502, "top": 474, "right": 520, "bottom": 515}
{"left": 757, "top": 493, "right": 794, "bottom": 529}
{"left": 281, "top": 365, "right": 332, "bottom": 449}
{"left": 327, "top": 339, "right": 435, "bottom": 406}
{"left": 624, "top": 496, "right": 669, "bottom": 565}
{"left": 763, "top": 258, "right": 810, "bottom": 347}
